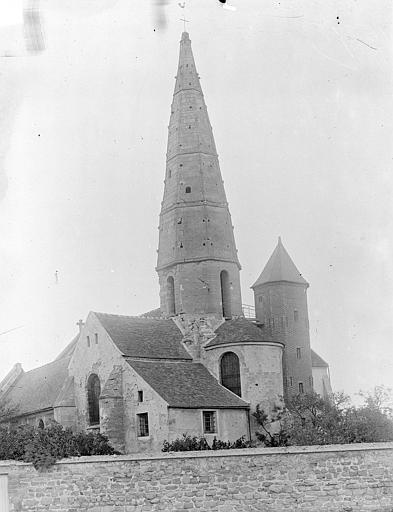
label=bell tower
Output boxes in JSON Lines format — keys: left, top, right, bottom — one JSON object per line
{"left": 156, "top": 32, "right": 242, "bottom": 318}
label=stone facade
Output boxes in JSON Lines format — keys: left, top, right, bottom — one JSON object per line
{"left": 254, "top": 281, "right": 313, "bottom": 397}
{"left": 204, "top": 343, "right": 283, "bottom": 435}
{"left": 2, "top": 443, "right": 393, "bottom": 511}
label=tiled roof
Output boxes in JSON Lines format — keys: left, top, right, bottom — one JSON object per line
{"left": 252, "top": 237, "right": 308, "bottom": 287}
{"left": 139, "top": 308, "right": 163, "bottom": 319}
{"left": 126, "top": 359, "right": 248, "bottom": 409}
{"left": 94, "top": 312, "right": 191, "bottom": 360}
{"left": 205, "top": 317, "right": 275, "bottom": 348}
{"left": 311, "top": 349, "right": 329, "bottom": 368}
{"left": 55, "top": 333, "right": 79, "bottom": 360}
{"left": 2, "top": 357, "right": 71, "bottom": 417}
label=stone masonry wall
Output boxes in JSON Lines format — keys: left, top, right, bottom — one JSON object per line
{"left": 2, "top": 443, "right": 393, "bottom": 512}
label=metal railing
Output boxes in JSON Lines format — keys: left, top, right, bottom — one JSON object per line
{"left": 242, "top": 304, "right": 255, "bottom": 319}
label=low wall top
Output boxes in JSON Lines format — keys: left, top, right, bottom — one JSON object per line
{"left": 2, "top": 442, "right": 393, "bottom": 467}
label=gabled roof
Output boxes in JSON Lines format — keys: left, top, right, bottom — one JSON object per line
{"left": 139, "top": 307, "right": 163, "bottom": 319}
{"left": 2, "top": 357, "right": 71, "bottom": 417}
{"left": 94, "top": 312, "right": 191, "bottom": 360}
{"left": 126, "top": 359, "right": 248, "bottom": 409}
{"left": 205, "top": 318, "right": 275, "bottom": 349}
{"left": 53, "top": 376, "right": 75, "bottom": 408}
{"left": 55, "top": 333, "right": 79, "bottom": 360}
{"left": 252, "top": 237, "right": 308, "bottom": 288}
{"left": 311, "top": 349, "right": 329, "bottom": 368}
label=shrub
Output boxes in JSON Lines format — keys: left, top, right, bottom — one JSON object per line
{"left": 0, "top": 421, "right": 118, "bottom": 470}
{"left": 162, "top": 434, "right": 253, "bottom": 452}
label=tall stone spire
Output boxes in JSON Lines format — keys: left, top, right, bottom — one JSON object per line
{"left": 157, "top": 32, "right": 242, "bottom": 318}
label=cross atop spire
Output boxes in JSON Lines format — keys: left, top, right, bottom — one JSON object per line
{"left": 180, "top": 16, "right": 190, "bottom": 32}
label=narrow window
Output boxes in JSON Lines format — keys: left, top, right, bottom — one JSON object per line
{"left": 298, "top": 382, "right": 304, "bottom": 394}
{"left": 95, "top": 333, "right": 98, "bottom": 345}
{"left": 167, "top": 276, "right": 176, "bottom": 316}
{"left": 185, "top": 186, "right": 191, "bottom": 193}
{"left": 87, "top": 336, "right": 90, "bottom": 347}
{"left": 137, "top": 413, "right": 149, "bottom": 437}
{"left": 220, "top": 352, "right": 241, "bottom": 396}
{"left": 168, "top": 169, "right": 172, "bottom": 178}
{"left": 294, "top": 310, "right": 299, "bottom": 322}
{"left": 296, "top": 348, "right": 301, "bottom": 359}
{"left": 220, "top": 270, "right": 232, "bottom": 319}
{"left": 289, "top": 377, "right": 293, "bottom": 386}
{"left": 203, "top": 411, "right": 217, "bottom": 434}
{"left": 286, "top": 316, "right": 289, "bottom": 327}
{"left": 138, "top": 390, "right": 144, "bottom": 403}
{"left": 258, "top": 296, "right": 263, "bottom": 303}
{"left": 38, "top": 419, "right": 44, "bottom": 429}
{"left": 87, "top": 374, "right": 101, "bottom": 425}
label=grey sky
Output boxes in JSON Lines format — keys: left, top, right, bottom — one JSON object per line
{"left": 0, "top": 0, "right": 392, "bottom": 399}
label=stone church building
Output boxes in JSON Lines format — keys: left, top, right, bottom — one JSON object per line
{"left": 0, "top": 32, "right": 331, "bottom": 453}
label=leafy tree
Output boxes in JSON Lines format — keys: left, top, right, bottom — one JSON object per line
{"left": 253, "top": 387, "right": 393, "bottom": 447}
{"left": 0, "top": 396, "right": 19, "bottom": 423}
{"left": 252, "top": 402, "right": 290, "bottom": 447}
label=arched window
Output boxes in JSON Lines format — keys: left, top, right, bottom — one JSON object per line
{"left": 220, "top": 270, "right": 232, "bottom": 319}
{"left": 38, "top": 419, "right": 44, "bottom": 429}
{"left": 220, "top": 352, "right": 241, "bottom": 397}
{"left": 167, "top": 276, "right": 176, "bottom": 316}
{"left": 87, "top": 374, "right": 101, "bottom": 425}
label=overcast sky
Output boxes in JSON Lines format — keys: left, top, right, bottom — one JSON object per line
{"left": 0, "top": 0, "right": 392, "bottom": 400}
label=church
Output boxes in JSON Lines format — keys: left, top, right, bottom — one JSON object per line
{"left": 0, "top": 31, "right": 331, "bottom": 453}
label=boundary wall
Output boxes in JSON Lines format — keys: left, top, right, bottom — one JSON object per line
{"left": 0, "top": 443, "right": 392, "bottom": 511}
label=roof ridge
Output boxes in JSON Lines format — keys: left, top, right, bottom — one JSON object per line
{"left": 93, "top": 311, "right": 167, "bottom": 321}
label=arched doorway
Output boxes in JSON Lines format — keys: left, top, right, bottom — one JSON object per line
{"left": 220, "top": 270, "right": 232, "bottom": 319}
{"left": 167, "top": 276, "right": 176, "bottom": 315}
{"left": 87, "top": 374, "right": 101, "bottom": 425}
{"left": 220, "top": 352, "right": 241, "bottom": 396}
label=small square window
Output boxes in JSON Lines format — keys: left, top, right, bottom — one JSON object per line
{"left": 95, "top": 333, "right": 98, "bottom": 344}
{"left": 203, "top": 411, "right": 217, "bottom": 434}
{"left": 296, "top": 348, "right": 301, "bottom": 359}
{"left": 298, "top": 382, "right": 304, "bottom": 394}
{"left": 185, "top": 186, "right": 191, "bottom": 193}
{"left": 137, "top": 413, "right": 149, "bottom": 437}
{"left": 138, "top": 390, "right": 144, "bottom": 403}
{"left": 87, "top": 336, "right": 90, "bottom": 347}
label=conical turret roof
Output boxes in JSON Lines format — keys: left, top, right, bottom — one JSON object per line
{"left": 252, "top": 237, "right": 308, "bottom": 288}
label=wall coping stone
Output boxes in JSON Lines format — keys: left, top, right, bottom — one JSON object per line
{"left": 0, "top": 442, "right": 392, "bottom": 468}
